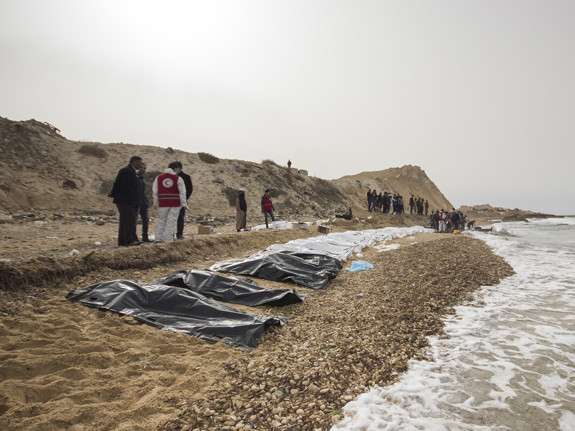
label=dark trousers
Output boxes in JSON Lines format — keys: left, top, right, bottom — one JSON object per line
{"left": 264, "top": 210, "right": 275, "bottom": 228}
{"left": 135, "top": 204, "right": 149, "bottom": 241}
{"left": 116, "top": 203, "right": 137, "bottom": 246}
{"left": 176, "top": 207, "right": 186, "bottom": 238}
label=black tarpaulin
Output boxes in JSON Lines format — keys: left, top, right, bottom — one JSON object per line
{"left": 151, "top": 269, "right": 306, "bottom": 306}
{"left": 209, "top": 252, "right": 342, "bottom": 290}
{"left": 66, "top": 280, "right": 287, "bottom": 348}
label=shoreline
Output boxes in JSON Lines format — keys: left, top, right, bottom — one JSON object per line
{"left": 0, "top": 218, "right": 513, "bottom": 430}
{"left": 160, "top": 234, "right": 514, "bottom": 430}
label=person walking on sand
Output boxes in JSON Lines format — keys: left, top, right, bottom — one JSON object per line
{"left": 261, "top": 189, "right": 276, "bottom": 228}
{"left": 109, "top": 155, "right": 143, "bottom": 247}
{"left": 175, "top": 161, "right": 193, "bottom": 239}
{"left": 236, "top": 188, "right": 247, "bottom": 231}
{"left": 153, "top": 162, "right": 188, "bottom": 243}
{"left": 135, "top": 162, "right": 150, "bottom": 242}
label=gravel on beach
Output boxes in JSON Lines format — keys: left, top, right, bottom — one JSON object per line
{"left": 160, "top": 234, "right": 514, "bottom": 431}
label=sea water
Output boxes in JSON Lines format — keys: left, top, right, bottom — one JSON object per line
{"left": 332, "top": 217, "right": 575, "bottom": 431}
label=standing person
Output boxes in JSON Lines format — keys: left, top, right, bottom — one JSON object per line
{"left": 135, "top": 162, "right": 150, "bottom": 242}
{"left": 153, "top": 162, "right": 188, "bottom": 243}
{"left": 287, "top": 160, "right": 292, "bottom": 169}
{"left": 109, "top": 156, "right": 143, "bottom": 246}
{"left": 261, "top": 189, "right": 276, "bottom": 228}
{"left": 371, "top": 189, "right": 378, "bottom": 212}
{"left": 383, "top": 192, "right": 390, "bottom": 214}
{"left": 409, "top": 195, "right": 415, "bottom": 214}
{"left": 438, "top": 209, "right": 447, "bottom": 233}
{"left": 366, "top": 188, "right": 372, "bottom": 211}
{"left": 236, "top": 188, "right": 247, "bottom": 232}
{"left": 459, "top": 213, "right": 467, "bottom": 231}
{"left": 425, "top": 200, "right": 429, "bottom": 215}
{"left": 433, "top": 209, "right": 440, "bottom": 231}
{"left": 175, "top": 161, "right": 193, "bottom": 240}
{"left": 450, "top": 209, "right": 460, "bottom": 233}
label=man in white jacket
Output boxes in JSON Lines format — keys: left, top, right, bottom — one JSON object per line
{"left": 152, "top": 162, "right": 189, "bottom": 242}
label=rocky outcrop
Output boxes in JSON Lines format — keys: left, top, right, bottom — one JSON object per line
{"left": 457, "top": 204, "right": 557, "bottom": 222}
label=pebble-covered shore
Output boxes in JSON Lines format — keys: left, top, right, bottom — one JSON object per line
{"left": 160, "top": 234, "right": 514, "bottom": 431}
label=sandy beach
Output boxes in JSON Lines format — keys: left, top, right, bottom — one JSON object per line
{"left": 0, "top": 211, "right": 513, "bottom": 430}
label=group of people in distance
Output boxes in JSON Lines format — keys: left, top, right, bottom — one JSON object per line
{"left": 109, "top": 156, "right": 193, "bottom": 247}
{"left": 367, "top": 189, "right": 430, "bottom": 216}
{"left": 365, "top": 188, "right": 468, "bottom": 234}
{"left": 429, "top": 208, "right": 467, "bottom": 233}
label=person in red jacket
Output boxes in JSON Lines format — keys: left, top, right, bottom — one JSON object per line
{"left": 152, "top": 162, "right": 188, "bottom": 242}
{"left": 261, "top": 189, "right": 276, "bottom": 229}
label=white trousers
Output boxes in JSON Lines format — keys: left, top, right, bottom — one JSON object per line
{"left": 155, "top": 206, "right": 180, "bottom": 242}
{"left": 439, "top": 220, "right": 446, "bottom": 232}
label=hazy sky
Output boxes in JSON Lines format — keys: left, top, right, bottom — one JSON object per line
{"left": 2, "top": 1, "right": 574, "bottom": 214}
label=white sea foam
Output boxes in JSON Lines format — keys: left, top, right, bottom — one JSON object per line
{"left": 333, "top": 218, "right": 575, "bottom": 431}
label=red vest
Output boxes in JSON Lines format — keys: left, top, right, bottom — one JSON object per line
{"left": 157, "top": 173, "right": 181, "bottom": 207}
{"left": 261, "top": 195, "right": 273, "bottom": 211}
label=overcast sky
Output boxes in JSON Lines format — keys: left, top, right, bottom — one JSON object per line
{"left": 1, "top": 1, "right": 574, "bottom": 214}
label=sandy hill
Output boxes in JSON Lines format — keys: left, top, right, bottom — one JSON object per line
{"left": 0, "top": 116, "right": 451, "bottom": 218}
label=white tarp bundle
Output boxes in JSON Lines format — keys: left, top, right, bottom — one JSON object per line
{"left": 222, "top": 226, "right": 430, "bottom": 264}
{"left": 264, "top": 226, "right": 430, "bottom": 261}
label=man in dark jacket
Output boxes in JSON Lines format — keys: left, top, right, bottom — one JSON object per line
{"left": 367, "top": 188, "right": 372, "bottom": 211}
{"left": 450, "top": 209, "right": 460, "bottom": 233}
{"left": 109, "top": 156, "right": 143, "bottom": 246}
{"left": 175, "top": 161, "right": 193, "bottom": 239}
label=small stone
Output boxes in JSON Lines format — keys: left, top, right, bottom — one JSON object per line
{"left": 307, "top": 383, "right": 319, "bottom": 393}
